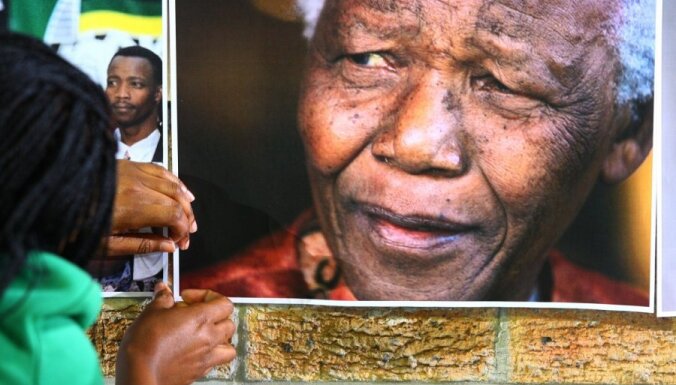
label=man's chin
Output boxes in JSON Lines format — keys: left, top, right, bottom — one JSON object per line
{"left": 342, "top": 266, "right": 492, "bottom": 301}
{"left": 117, "top": 120, "right": 147, "bottom": 131}
{"left": 349, "top": 285, "right": 483, "bottom": 302}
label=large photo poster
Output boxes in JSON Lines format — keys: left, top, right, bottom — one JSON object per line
{"left": 172, "top": 0, "right": 656, "bottom": 310}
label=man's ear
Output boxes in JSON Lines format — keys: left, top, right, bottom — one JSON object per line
{"left": 601, "top": 100, "right": 653, "bottom": 184}
{"left": 154, "top": 85, "right": 162, "bottom": 104}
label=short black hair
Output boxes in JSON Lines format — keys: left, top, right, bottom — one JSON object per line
{"left": 112, "top": 45, "right": 162, "bottom": 86}
{"left": 0, "top": 32, "right": 117, "bottom": 298}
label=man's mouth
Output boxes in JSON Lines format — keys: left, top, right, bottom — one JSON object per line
{"left": 356, "top": 203, "right": 476, "bottom": 250}
{"left": 111, "top": 104, "right": 134, "bottom": 113}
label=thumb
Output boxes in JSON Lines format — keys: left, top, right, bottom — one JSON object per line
{"left": 150, "top": 281, "right": 175, "bottom": 309}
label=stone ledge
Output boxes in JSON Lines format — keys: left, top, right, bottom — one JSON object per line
{"left": 89, "top": 298, "right": 146, "bottom": 376}
{"left": 508, "top": 309, "right": 676, "bottom": 384}
{"left": 92, "top": 303, "right": 676, "bottom": 384}
{"left": 245, "top": 307, "right": 498, "bottom": 382}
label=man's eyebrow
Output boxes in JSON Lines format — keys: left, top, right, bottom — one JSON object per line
{"left": 470, "top": 26, "right": 585, "bottom": 94}
{"left": 471, "top": 1, "right": 596, "bottom": 91}
{"left": 463, "top": 40, "right": 576, "bottom": 103}
{"left": 125, "top": 76, "right": 147, "bottom": 82}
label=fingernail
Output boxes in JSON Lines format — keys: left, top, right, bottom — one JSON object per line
{"left": 162, "top": 240, "right": 176, "bottom": 252}
{"left": 154, "top": 281, "right": 167, "bottom": 293}
{"left": 181, "top": 184, "right": 196, "bottom": 201}
{"left": 179, "top": 239, "right": 190, "bottom": 250}
{"left": 190, "top": 220, "right": 198, "bottom": 233}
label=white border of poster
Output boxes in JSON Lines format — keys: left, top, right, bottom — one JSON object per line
{"left": 168, "top": 0, "right": 657, "bottom": 312}
{"left": 657, "top": 0, "right": 675, "bottom": 317}
{"left": 169, "top": 0, "right": 181, "bottom": 301}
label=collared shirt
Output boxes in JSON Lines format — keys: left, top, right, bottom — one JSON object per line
{"left": 114, "top": 128, "right": 161, "bottom": 162}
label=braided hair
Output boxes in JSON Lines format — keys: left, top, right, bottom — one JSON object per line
{"left": 0, "top": 33, "right": 117, "bottom": 297}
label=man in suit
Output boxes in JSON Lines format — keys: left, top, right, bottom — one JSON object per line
{"left": 95, "top": 45, "right": 164, "bottom": 291}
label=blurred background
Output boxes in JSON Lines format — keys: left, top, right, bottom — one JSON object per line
{"left": 0, "top": 0, "right": 163, "bottom": 87}
{"left": 176, "top": 0, "right": 308, "bottom": 226}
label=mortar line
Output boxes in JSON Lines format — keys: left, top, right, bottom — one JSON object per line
{"left": 235, "top": 304, "right": 247, "bottom": 382}
{"left": 493, "top": 307, "right": 511, "bottom": 383}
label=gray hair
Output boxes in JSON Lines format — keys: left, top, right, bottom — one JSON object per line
{"left": 616, "top": 0, "right": 655, "bottom": 105}
{"left": 296, "top": 0, "right": 324, "bottom": 40}
{"left": 296, "top": 0, "right": 655, "bottom": 106}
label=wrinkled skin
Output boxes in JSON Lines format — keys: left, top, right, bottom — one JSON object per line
{"left": 106, "top": 56, "right": 161, "bottom": 145}
{"left": 298, "top": 0, "right": 651, "bottom": 301}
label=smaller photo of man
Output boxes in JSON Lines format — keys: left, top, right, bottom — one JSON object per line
{"left": 95, "top": 45, "right": 167, "bottom": 294}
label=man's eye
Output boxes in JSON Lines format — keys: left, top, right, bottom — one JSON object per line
{"left": 346, "top": 52, "right": 389, "bottom": 68}
{"left": 131, "top": 82, "right": 144, "bottom": 88}
{"left": 472, "top": 75, "right": 514, "bottom": 94}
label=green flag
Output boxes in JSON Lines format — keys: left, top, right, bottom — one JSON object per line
{"left": 10, "top": 0, "right": 69, "bottom": 41}
{"left": 80, "top": 0, "right": 162, "bottom": 37}
{"left": 9, "top": 0, "right": 163, "bottom": 87}
{"left": 10, "top": 0, "right": 161, "bottom": 41}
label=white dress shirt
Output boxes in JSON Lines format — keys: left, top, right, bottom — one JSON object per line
{"left": 114, "top": 128, "right": 161, "bottom": 162}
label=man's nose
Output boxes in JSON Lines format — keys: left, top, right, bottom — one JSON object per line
{"left": 371, "top": 72, "right": 467, "bottom": 177}
{"left": 115, "top": 83, "right": 130, "bottom": 99}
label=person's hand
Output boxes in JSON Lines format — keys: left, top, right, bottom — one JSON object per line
{"left": 106, "top": 160, "right": 197, "bottom": 256}
{"left": 115, "top": 282, "right": 236, "bottom": 385}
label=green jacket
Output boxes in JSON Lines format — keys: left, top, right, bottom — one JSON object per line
{"left": 0, "top": 251, "right": 103, "bottom": 385}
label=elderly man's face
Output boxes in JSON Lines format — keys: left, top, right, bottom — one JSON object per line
{"left": 298, "top": 0, "right": 633, "bottom": 300}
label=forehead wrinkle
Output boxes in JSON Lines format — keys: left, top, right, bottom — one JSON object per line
{"left": 476, "top": 0, "right": 617, "bottom": 53}
{"left": 470, "top": 3, "right": 612, "bottom": 95}
{"left": 479, "top": 0, "right": 615, "bottom": 41}
{"left": 475, "top": 2, "right": 575, "bottom": 55}
{"left": 361, "top": 0, "right": 418, "bottom": 13}
{"left": 334, "top": 0, "right": 421, "bottom": 41}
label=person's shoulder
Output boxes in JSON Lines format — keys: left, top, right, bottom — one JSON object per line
{"left": 549, "top": 251, "right": 649, "bottom": 306}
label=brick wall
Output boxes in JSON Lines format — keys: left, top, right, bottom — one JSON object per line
{"left": 92, "top": 299, "right": 676, "bottom": 384}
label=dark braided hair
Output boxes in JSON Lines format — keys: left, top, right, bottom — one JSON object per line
{"left": 0, "top": 33, "right": 117, "bottom": 297}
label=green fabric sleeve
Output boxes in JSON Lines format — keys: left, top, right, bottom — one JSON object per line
{"left": 0, "top": 251, "right": 103, "bottom": 385}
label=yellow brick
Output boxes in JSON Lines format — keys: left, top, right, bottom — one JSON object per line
{"left": 508, "top": 309, "right": 676, "bottom": 384}
{"left": 246, "top": 307, "right": 497, "bottom": 381}
{"left": 93, "top": 299, "right": 145, "bottom": 376}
